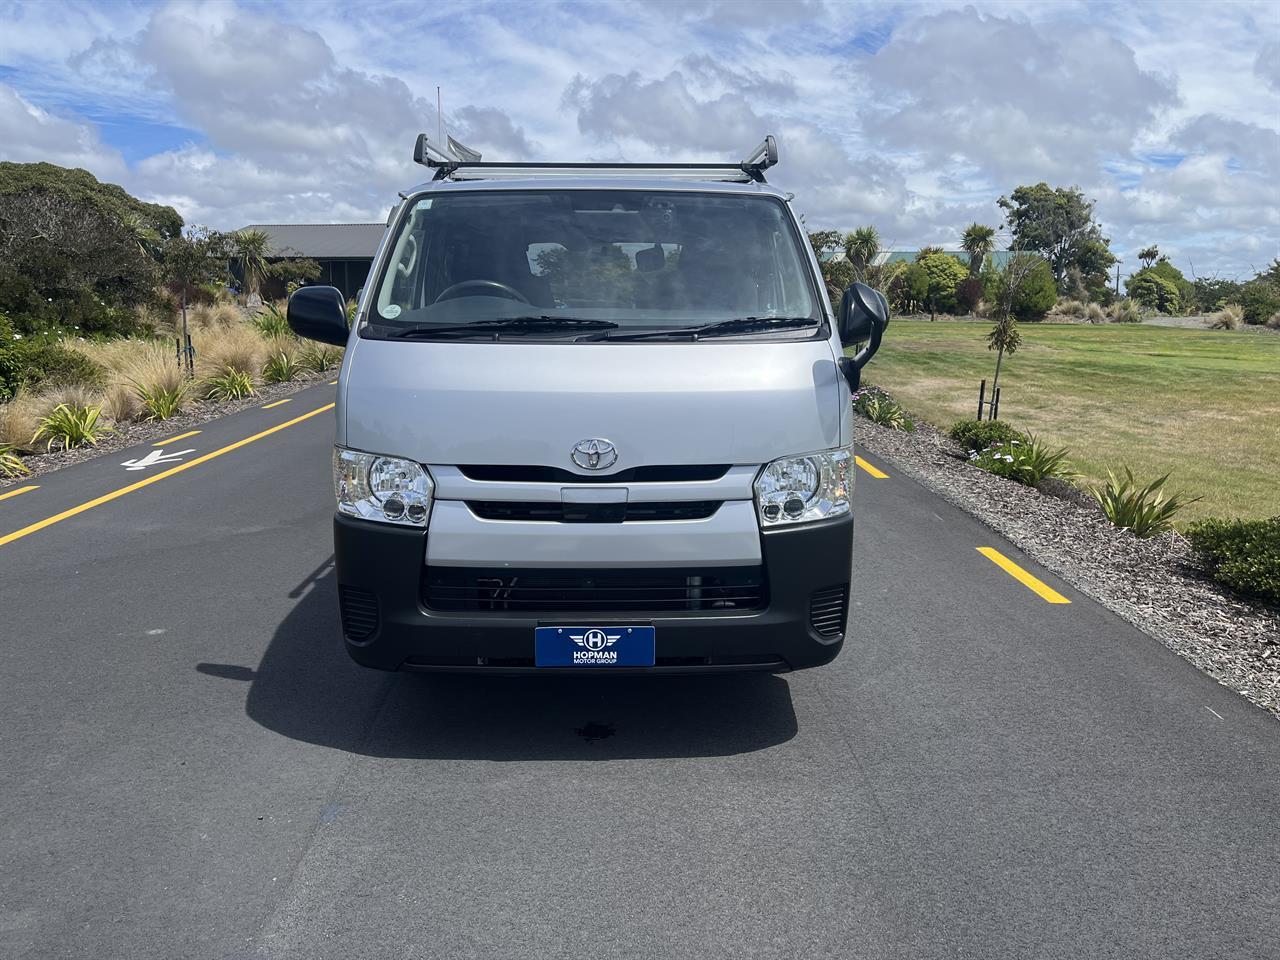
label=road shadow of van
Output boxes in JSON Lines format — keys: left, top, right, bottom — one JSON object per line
{"left": 231, "top": 563, "right": 798, "bottom": 761}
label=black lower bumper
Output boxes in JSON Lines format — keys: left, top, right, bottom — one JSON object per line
{"left": 332, "top": 512, "right": 853, "bottom": 673}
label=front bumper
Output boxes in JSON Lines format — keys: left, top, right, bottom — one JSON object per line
{"left": 332, "top": 512, "right": 853, "bottom": 674}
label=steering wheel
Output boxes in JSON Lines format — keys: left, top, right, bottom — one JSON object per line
{"left": 433, "top": 279, "right": 531, "bottom": 304}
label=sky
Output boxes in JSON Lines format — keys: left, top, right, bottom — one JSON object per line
{"left": 0, "top": 0, "right": 1277, "bottom": 279}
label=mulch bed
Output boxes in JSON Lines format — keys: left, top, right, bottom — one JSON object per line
{"left": 854, "top": 414, "right": 1280, "bottom": 720}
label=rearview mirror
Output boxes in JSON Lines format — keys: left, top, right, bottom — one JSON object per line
{"left": 837, "top": 282, "right": 890, "bottom": 392}
{"left": 288, "top": 286, "right": 349, "bottom": 346}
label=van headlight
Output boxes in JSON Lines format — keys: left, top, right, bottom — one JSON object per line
{"left": 333, "top": 446, "right": 433, "bottom": 526}
{"left": 753, "top": 447, "right": 852, "bottom": 527}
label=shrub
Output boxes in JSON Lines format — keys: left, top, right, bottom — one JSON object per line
{"left": 1186, "top": 516, "right": 1280, "bottom": 606}
{"left": 254, "top": 301, "right": 291, "bottom": 338}
{"left": 1092, "top": 467, "right": 1199, "bottom": 537}
{"left": 194, "top": 323, "right": 267, "bottom": 378}
{"left": 0, "top": 442, "right": 27, "bottom": 477}
{"left": 133, "top": 379, "right": 190, "bottom": 420}
{"left": 262, "top": 348, "right": 302, "bottom": 384}
{"left": 948, "top": 418, "right": 1027, "bottom": 452}
{"left": 854, "top": 389, "right": 915, "bottom": 431}
{"left": 1268, "top": 312, "right": 1280, "bottom": 330}
{"left": 0, "top": 391, "right": 43, "bottom": 448}
{"left": 1108, "top": 299, "right": 1142, "bottom": 323}
{"left": 299, "top": 343, "right": 342, "bottom": 373}
{"left": 0, "top": 340, "right": 104, "bottom": 400}
{"left": 1084, "top": 303, "right": 1107, "bottom": 324}
{"left": 32, "top": 402, "right": 108, "bottom": 451}
{"left": 1239, "top": 280, "right": 1280, "bottom": 326}
{"left": 916, "top": 251, "right": 968, "bottom": 316}
{"left": 1127, "top": 273, "right": 1180, "bottom": 314}
{"left": 1056, "top": 299, "right": 1088, "bottom": 317}
{"left": 202, "top": 368, "right": 255, "bottom": 401}
{"left": 983, "top": 256, "right": 1057, "bottom": 321}
{"left": 970, "top": 435, "right": 1073, "bottom": 487}
{"left": 101, "top": 381, "right": 142, "bottom": 422}
{"left": 1208, "top": 304, "right": 1244, "bottom": 330}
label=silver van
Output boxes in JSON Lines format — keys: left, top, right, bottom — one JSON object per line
{"left": 288, "top": 135, "right": 888, "bottom": 673}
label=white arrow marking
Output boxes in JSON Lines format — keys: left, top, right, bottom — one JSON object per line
{"left": 120, "top": 448, "right": 196, "bottom": 471}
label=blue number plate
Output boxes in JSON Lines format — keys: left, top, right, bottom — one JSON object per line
{"left": 535, "top": 626, "right": 656, "bottom": 667}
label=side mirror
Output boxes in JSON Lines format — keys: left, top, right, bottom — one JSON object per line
{"left": 837, "top": 282, "right": 890, "bottom": 392}
{"left": 288, "top": 286, "right": 349, "bottom": 346}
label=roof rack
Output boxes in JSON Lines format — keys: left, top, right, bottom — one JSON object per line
{"left": 412, "top": 134, "right": 779, "bottom": 184}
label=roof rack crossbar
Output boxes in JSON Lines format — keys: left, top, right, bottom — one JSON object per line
{"left": 413, "top": 134, "right": 779, "bottom": 183}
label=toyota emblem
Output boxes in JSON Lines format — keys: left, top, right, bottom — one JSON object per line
{"left": 571, "top": 439, "right": 618, "bottom": 471}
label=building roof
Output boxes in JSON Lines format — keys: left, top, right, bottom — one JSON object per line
{"left": 872, "top": 249, "right": 1019, "bottom": 269}
{"left": 238, "top": 223, "right": 385, "bottom": 259}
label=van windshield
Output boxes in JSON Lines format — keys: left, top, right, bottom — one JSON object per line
{"left": 367, "top": 190, "right": 821, "bottom": 340}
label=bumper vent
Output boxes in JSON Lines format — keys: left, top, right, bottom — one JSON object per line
{"left": 809, "top": 585, "right": 849, "bottom": 638}
{"left": 466, "top": 500, "right": 721, "bottom": 523}
{"left": 339, "top": 587, "right": 379, "bottom": 642}
{"left": 424, "top": 567, "right": 765, "bottom": 613}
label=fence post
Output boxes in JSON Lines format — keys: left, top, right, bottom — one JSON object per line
{"left": 977, "top": 379, "right": 986, "bottom": 420}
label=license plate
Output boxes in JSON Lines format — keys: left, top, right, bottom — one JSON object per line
{"left": 534, "top": 625, "right": 656, "bottom": 667}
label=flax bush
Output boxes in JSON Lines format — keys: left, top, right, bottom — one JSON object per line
{"left": 32, "top": 401, "right": 108, "bottom": 450}
{"left": 1092, "top": 468, "right": 1198, "bottom": 537}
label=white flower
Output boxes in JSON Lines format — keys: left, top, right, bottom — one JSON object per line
{"left": 12, "top": 333, "right": 21, "bottom": 340}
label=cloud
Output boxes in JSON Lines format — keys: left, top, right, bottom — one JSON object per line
{"left": 0, "top": 0, "right": 1274, "bottom": 277}
{"left": 0, "top": 83, "right": 124, "bottom": 177}
{"left": 450, "top": 106, "right": 537, "bottom": 159}
{"left": 1255, "top": 40, "right": 1280, "bottom": 92}
{"left": 859, "top": 8, "right": 1178, "bottom": 182}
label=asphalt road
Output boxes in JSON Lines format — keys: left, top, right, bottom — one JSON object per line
{"left": 1, "top": 380, "right": 1277, "bottom": 960}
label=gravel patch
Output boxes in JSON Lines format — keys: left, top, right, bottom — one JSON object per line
{"left": 1, "top": 370, "right": 335, "bottom": 487}
{"left": 854, "top": 413, "right": 1280, "bottom": 720}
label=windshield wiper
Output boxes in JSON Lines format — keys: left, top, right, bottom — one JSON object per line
{"left": 384, "top": 316, "right": 619, "bottom": 339}
{"left": 606, "top": 316, "right": 821, "bottom": 342}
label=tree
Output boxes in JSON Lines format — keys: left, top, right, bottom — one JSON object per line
{"left": 887, "top": 262, "right": 930, "bottom": 314}
{"left": 808, "top": 230, "right": 855, "bottom": 310}
{"left": 982, "top": 254, "right": 1056, "bottom": 321}
{"left": 0, "top": 161, "right": 182, "bottom": 335}
{"left": 233, "top": 229, "right": 273, "bottom": 298}
{"left": 163, "top": 227, "right": 230, "bottom": 374}
{"left": 270, "top": 257, "right": 322, "bottom": 294}
{"left": 961, "top": 223, "right": 996, "bottom": 276}
{"left": 1137, "top": 245, "right": 1160, "bottom": 269}
{"left": 843, "top": 226, "right": 880, "bottom": 276}
{"left": 980, "top": 252, "right": 1047, "bottom": 416}
{"left": 915, "top": 250, "right": 967, "bottom": 320}
{"left": 1126, "top": 272, "right": 1180, "bottom": 314}
{"left": 997, "top": 183, "right": 1116, "bottom": 290}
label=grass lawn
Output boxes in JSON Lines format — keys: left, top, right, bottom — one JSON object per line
{"left": 861, "top": 320, "right": 1280, "bottom": 525}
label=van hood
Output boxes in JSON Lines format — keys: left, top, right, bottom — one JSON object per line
{"left": 338, "top": 337, "right": 844, "bottom": 469}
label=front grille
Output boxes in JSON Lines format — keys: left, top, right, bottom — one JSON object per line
{"left": 458, "top": 464, "right": 730, "bottom": 484}
{"left": 466, "top": 500, "right": 721, "bottom": 523}
{"left": 339, "top": 586, "right": 379, "bottom": 641}
{"left": 423, "top": 566, "right": 765, "bottom": 612}
{"left": 809, "top": 584, "right": 849, "bottom": 638}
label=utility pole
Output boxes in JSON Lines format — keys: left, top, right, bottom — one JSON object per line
{"left": 1114, "top": 259, "right": 1122, "bottom": 297}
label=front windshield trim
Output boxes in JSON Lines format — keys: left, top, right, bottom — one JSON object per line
{"left": 359, "top": 187, "right": 829, "bottom": 345}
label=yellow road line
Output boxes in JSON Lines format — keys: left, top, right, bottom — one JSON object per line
{"left": 855, "top": 455, "right": 889, "bottom": 479}
{"left": 154, "top": 430, "right": 201, "bottom": 447}
{"left": 977, "top": 547, "right": 1071, "bottom": 604}
{"left": 0, "top": 485, "right": 39, "bottom": 502}
{"left": 328, "top": 379, "right": 338, "bottom": 385}
{"left": 261, "top": 398, "right": 293, "bottom": 410}
{"left": 0, "top": 403, "right": 335, "bottom": 549}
